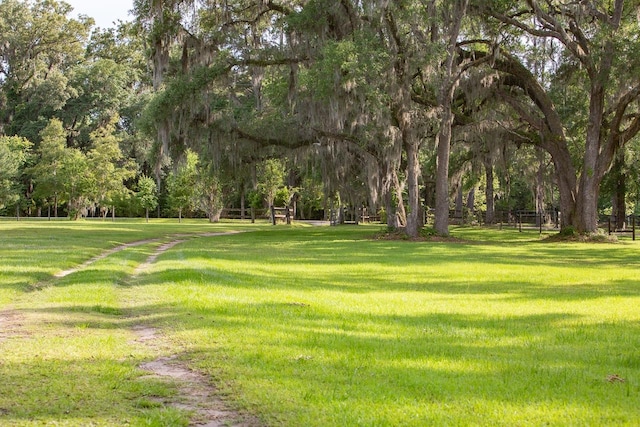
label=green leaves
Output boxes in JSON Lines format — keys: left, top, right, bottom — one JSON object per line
{"left": 136, "top": 175, "right": 158, "bottom": 220}
{"left": 166, "top": 149, "right": 200, "bottom": 219}
{"left": 0, "top": 135, "right": 31, "bottom": 211}
{"left": 28, "top": 118, "right": 137, "bottom": 219}
{"left": 256, "top": 158, "right": 287, "bottom": 207}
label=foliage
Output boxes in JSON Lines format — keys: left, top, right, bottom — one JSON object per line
{"left": 166, "top": 149, "right": 199, "bottom": 220}
{"left": 29, "top": 119, "right": 68, "bottom": 214}
{"left": 297, "top": 175, "right": 325, "bottom": 219}
{"left": 0, "top": 135, "right": 31, "bottom": 211}
{"left": 0, "top": 0, "right": 152, "bottom": 219}
{"left": 0, "top": 0, "right": 92, "bottom": 139}
{"left": 136, "top": 175, "right": 158, "bottom": 221}
{"left": 28, "top": 118, "right": 137, "bottom": 219}
{"left": 2, "top": 0, "right": 640, "bottom": 233}
{"left": 58, "top": 148, "right": 92, "bottom": 220}
{"left": 196, "top": 163, "right": 225, "bottom": 223}
{"left": 256, "top": 158, "right": 286, "bottom": 207}
{"left": 87, "top": 117, "right": 137, "bottom": 216}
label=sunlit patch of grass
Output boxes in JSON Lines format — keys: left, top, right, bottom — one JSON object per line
{"left": 2, "top": 222, "right": 640, "bottom": 425}
{"left": 122, "top": 226, "right": 640, "bottom": 425}
{"left": 0, "top": 220, "right": 255, "bottom": 426}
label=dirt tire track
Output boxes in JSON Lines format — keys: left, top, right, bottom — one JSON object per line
{"left": 55, "top": 231, "right": 243, "bottom": 279}
{"left": 133, "top": 240, "right": 185, "bottom": 276}
{"left": 129, "top": 230, "right": 259, "bottom": 426}
{"left": 55, "top": 238, "right": 161, "bottom": 278}
{"left": 10, "top": 229, "right": 254, "bottom": 426}
{"left": 133, "top": 327, "right": 258, "bottom": 427}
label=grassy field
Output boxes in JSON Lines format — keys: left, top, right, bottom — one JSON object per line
{"left": 1, "top": 219, "right": 639, "bottom": 426}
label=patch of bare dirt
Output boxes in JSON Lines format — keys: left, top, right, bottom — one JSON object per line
{"left": 133, "top": 327, "right": 259, "bottom": 427}
{"left": 0, "top": 308, "right": 27, "bottom": 342}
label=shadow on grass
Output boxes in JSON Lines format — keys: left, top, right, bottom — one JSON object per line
{"left": 10, "top": 280, "right": 640, "bottom": 425}
{"left": 4, "top": 225, "right": 640, "bottom": 425}
{"left": 25, "top": 298, "right": 635, "bottom": 425}
{"left": 84, "top": 227, "right": 640, "bottom": 322}
{"left": 129, "top": 263, "right": 640, "bottom": 301}
{"left": 0, "top": 355, "right": 181, "bottom": 424}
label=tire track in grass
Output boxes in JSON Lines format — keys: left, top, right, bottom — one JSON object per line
{"left": 55, "top": 238, "right": 161, "bottom": 278}
{"left": 132, "top": 239, "right": 185, "bottom": 276}
{"left": 133, "top": 326, "right": 255, "bottom": 427}
{"left": 18, "top": 229, "right": 255, "bottom": 426}
{"left": 54, "top": 231, "right": 242, "bottom": 278}
{"left": 129, "top": 231, "right": 259, "bottom": 427}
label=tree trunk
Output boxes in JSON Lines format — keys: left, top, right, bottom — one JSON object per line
{"left": 381, "top": 165, "right": 402, "bottom": 230}
{"left": 535, "top": 150, "right": 545, "bottom": 227}
{"left": 575, "top": 81, "right": 607, "bottom": 233}
{"left": 434, "top": 100, "right": 454, "bottom": 235}
{"left": 433, "top": 0, "right": 468, "bottom": 236}
{"left": 611, "top": 151, "right": 626, "bottom": 230}
{"left": 404, "top": 136, "right": 422, "bottom": 237}
{"left": 241, "top": 189, "right": 246, "bottom": 220}
{"left": 466, "top": 187, "right": 475, "bottom": 222}
{"left": 384, "top": 189, "right": 399, "bottom": 229}
{"left": 484, "top": 162, "right": 495, "bottom": 224}
{"left": 455, "top": 184, "right": 464, "bottom": 221}
{"left": 393, "top": 171, "right": 407, "bottom": 227}
{"left": 210, "top": 208, "right": 223, "bottom": 223}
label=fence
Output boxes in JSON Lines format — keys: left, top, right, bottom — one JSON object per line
{"left": 605, "top": 215, "right": 637, "bottom": 241}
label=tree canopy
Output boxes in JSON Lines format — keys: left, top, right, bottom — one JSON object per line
{"left": 2, "top": 0, "right": 640, "bottom": 234}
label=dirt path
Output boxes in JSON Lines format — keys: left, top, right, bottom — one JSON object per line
{"left": 133, "top": 326, "right": 257, "bottom": 427}
{"left": 16, "top": 230, "right": 258, "bottom": 426}
{"left": 55, "top": 238, "right": 160, "bottom": 278}
{"left": 55, "top": 231, "right": 244, "bottom": 279}
{"left": 127, "top": 231, "right": 259, "bottom": 426}
{"left": 132, "top": 239, "right": 185, "bottom": 276}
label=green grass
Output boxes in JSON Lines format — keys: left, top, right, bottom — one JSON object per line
{"left": 1, "top": 220, "right": 640, "bottom": 425}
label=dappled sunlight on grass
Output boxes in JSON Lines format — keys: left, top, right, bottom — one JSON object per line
{"left": 123, "top": 227, "right": 640, "bottom": 424}
{"left": 2, "top": 222, "right": 640, "bottom": 425}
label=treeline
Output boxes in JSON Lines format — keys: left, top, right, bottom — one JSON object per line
{"left": 0, "top": 0, "right": 314, "bottom": 221}
{"left": 2, "top": 0, "right": 640, "bottom": 235}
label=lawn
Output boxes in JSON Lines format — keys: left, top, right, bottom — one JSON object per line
{"left": 1, "top": 220, "right": 639, "bottom": 426}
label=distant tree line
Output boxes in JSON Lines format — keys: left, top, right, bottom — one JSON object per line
{"left": 1, "top": 0, "right": 640, "bottom": 235}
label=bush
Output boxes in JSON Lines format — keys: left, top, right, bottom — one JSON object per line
{"left": 558, "top": 225, "right": 577, "bottom": 237}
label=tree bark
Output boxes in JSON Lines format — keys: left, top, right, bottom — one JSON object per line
{"left": 536, "top": 149, "right": 545, "bottom": 227}
{"left": 575, "top": 75, "right": 608, "bottom": 233}
{"left": 434, "top": 100, "right": 455, "bottom": 235}
{"left": 484, "top": 161, "right": 495, "bottom": 224}
{"left": 611, "top": 151, "right": 626, "bottom": 230}
{"left": 404, "top": 124, "right": 422, "bottom": 236}
{"left": 433, "top": 0, "right": 468, "bottom": 236}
